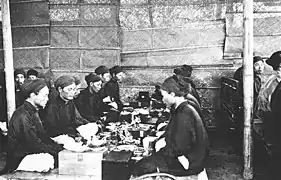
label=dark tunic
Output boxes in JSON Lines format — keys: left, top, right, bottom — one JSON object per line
{"left": 75, "top": 87, "right": 109, "bottom": 122}
{"left": 268, "top": 82, "right": 281, "bottom": 178}
{"left": 103, "top": 77, "right": 123, "bottom": 111}
{"left": 233, "top": 66, "right": 261, "bottom": 105}
{"left": 133, "top": 100, "right": 209, "bottom": 176}
{"left": 41, "top": 95, "right": 89, "bottom": 137}
{"left": 1, "top": 101, "right": 63, "bottom": 174}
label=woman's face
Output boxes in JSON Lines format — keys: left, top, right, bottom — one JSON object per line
{"left": 254, "top": 61, "right": 264, "bottom": 74}
{"left": 160, "top": 89, "right": 175, "bottom": 108}
{"left": 275, "top": 63, "right": 281, "bottom": 77}
{"left": 58, "top": 83, "right": 76, "bottom": 100}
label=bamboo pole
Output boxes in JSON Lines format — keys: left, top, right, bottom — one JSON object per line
{"left": 2, "top": 0, "right": 16, "bottom": 122}
{"left": 242, "top": 0, "right": 254, "bottom": 179}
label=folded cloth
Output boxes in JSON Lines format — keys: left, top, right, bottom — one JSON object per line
{"left": 16, "top": 153, "right": 54, "bottom": 172}
{"left": 51, "top": 134, "right": 75, "bottom": 145}
{"left": 0, "top": 122, "right": 7, "bottom": 136}
{"left": 76, "top": 123, "right": 99, "bottom": 141}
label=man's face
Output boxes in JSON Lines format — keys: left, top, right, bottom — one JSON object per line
{"left": 74, "top": 84, "right": 81, "bottom": 98}
{"left": 58, "top": 83, "right": 76, "bottom": 100}
{"left": 160, "top": 89, "right": 175, "bottom": 108}
{"left": 15, "top": 74, "right": 25, "bottom": 86}
{"left": 33, "top": 86, "right": 49, "bottom": 108}
{"left": 116, "top": 72, "right": 125, "bottom": 82}
{"left": 28, "top": 75, "right": 37, "bottom": 81}
{"left": 254, "top": 61, "right": 264, "bottom": 74}
{"left": 90, "top": 80, "right": 102, "bottom": 93}
{"left": 102, "top": 73, "right": 111, "bottom": 83}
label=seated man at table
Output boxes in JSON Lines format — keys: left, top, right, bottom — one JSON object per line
{"left": 133, "top": 77, "right": 209, "bottom": 179}
{"left": 0, "top": 79, "right": 63, "bottom": 174}
{"left": 103, "top": 65, "right": 125, "bottom": 111}
{"left": 41, "top": 75, "right": 89, "bottom": 138}
{"left": 75, "top": 73, "right": 109, "bottom": 123}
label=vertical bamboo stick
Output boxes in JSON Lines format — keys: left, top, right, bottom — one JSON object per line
{"left": 2, "top": 0, "right": 16, "bottom": 122}
{"left": 242, "top": 0, "right": 254, "bottom": 179}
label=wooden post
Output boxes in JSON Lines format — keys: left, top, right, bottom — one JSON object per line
{"left": 2, "top": 0, "right": 16, "bottom": 122}
{"left": 242, "top": 0, "right": 254, "bottom": 179}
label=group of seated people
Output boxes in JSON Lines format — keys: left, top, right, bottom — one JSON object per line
{"left": 0, "top": 64, "right": 209, "bottom": 179}
{"left": 233, "top": 51, "right": 281, "bottom": 179}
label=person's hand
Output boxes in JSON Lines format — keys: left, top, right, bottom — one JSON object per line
{"left": 155, "top": 137, "right": 166, "bottom": 152}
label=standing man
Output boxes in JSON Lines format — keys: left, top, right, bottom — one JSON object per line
{"left": 0, "top": 79, "right": 63, "bottom": 174}
{"left": 42, "top": 76, "right": 89, "bottom": 138}
{"left": 14, "top": 69, "right": 26, "bottom": 107}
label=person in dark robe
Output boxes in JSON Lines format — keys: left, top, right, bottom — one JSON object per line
{"left": 133, "top": 77, "right": 209, "bottom": 178}
{"left": 264, "top": 51, "right": 281, "bottom": 179}
{"left": 14, "top": 69, "right": 26, "bottom": 108}
{"left": 0, "top": 79, "right": 63, "bottom": 174}
{"left": 233, "top": 56, "right": 264, "bottom": 106}
{"left": 173, "top": 66, "right": 201, "bottom": 105}
{"left": 103, "top": 65, "right": 125, "bottom": 111}
{"left": 41, "top": 76, "right": 89, "bottom": 138}
{"left": 26, "top": 69, "right": 38, "bottom": 81}
{"left": 75, "top": 73, "right": 108, "bottom": 123}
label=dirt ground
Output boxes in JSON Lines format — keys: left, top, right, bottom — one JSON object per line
{"left": 0, "top": 129, "right": 270, "bottom": 179}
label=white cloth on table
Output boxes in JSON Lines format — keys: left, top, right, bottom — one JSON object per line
{"left": 76, "top": 123, "right": 99, "bottom": 141}
{"left": 16, "top": 153, "right": 54, "bottom": 172}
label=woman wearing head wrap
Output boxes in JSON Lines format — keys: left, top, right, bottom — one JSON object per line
{"left": 133, "top": 77, "right": 209, "bottom": 179}
{"left": 41, "top": 76, "right": 89, "bottom": 138}
{"left": 0, "top": 79, "right": 63, "bottom": 174}
{"left": 26, "top": 69, "right": 39, "bottom": 81}
{"left": 14, "top": 69, "right": 26, "bottom": 108}
{"left": 95, "top": 65, "right": 111, "bottom": 84}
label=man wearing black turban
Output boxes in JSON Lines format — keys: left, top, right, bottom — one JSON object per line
{"left": 75, "top": 73, "right": 109, "bottom": 123}
{"left": 41, "top": 76, "right": 89, "bottom": 138}
{"left": 102, "top": 65, "right": 125, "bottom": 111}
{"left": 0, "top": 79, "right": 63, "bottom": 174}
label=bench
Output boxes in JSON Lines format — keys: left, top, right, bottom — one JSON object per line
{"left": 220, "top": 77, "right": 243, "bottom": 131}
{"left": 220, "top": 77, "right": 273, "bottom": 156}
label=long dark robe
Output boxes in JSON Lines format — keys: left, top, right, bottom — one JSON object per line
{"left": 75, "top": 87, "right": 109, "bottom": 122}
{"left": 102, "top": 77, "right": 123, "bottom": 111}
{"left": 1, "top": 101, "right": 63, "bottom": 174}
{"left": 268, "top": 82, "right": 281, "bottom": 178}
{"left": 133, "top": 100, "right": 209, "bottom": 176}
{"left": 41, "top": 95, "right": 89, "bottom": 137}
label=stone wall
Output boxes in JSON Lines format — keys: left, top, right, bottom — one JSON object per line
{"left": 1, "top": 0, "right": 281, "bottom": 127}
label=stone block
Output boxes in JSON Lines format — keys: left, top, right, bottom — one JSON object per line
{"left": 80, "top": 6, "right": 118, "bottom": 26}
{"left": 81, "top": 50, "right": 120, "bottom": 70}
{"left": 147, "top": 46, "right": 224, "bottom": 66}
{"left": 50, "top": 6, "right": 80, "bottom": 23}
{"left": 80, "top": 27, "right": 119, "bottom": 48}
{"left": 10, "top": 2, "right": 49, "bottom": 26}
{"left": 49, "top": 0, "right": 78, "bottom": 4}
{"left": 50, "top": 49, "right": 81, "bottom": 70}
{"left": 122, "top": 30, "right": 152, "bottom": 51}
{"left": 150, "top": 0, "right": 226, "bottom": 5}
{"left": 121, "top": 53, "right": 149, "bottom": 66}
{"left": 152, "top": 21, "right": 225, "bottom": 49}
{"left": 227, "top": 1, "right": 281, "bottom": 13}
{"left": 224, "top": 36, "right": 281, "bottom": 58}
{"left": 51, "top": 27, "right": 79, "bottom": 47}
{"left": 121, "top": 0, "right": 148, "bottom": 5}
{"left": 226, "top": 13, "right": 281, "bottom": 36}
{"left": 0, "top": 47, "right": 50, "bottom": 69}
{"left": 152, "top": 4, "right": 226, "bottom": 27}
{"left": 120, "top": 7, "right": 150, "bottom": 30}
